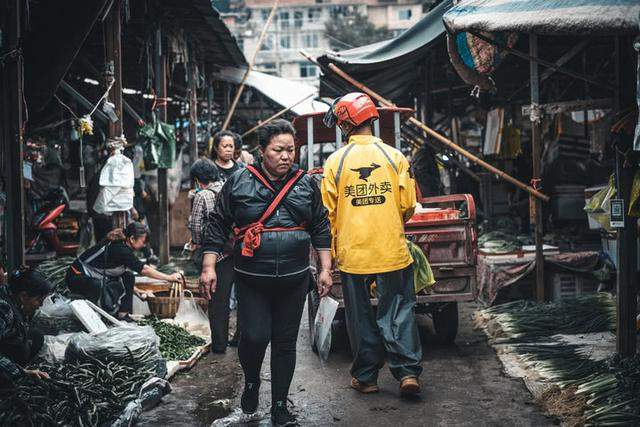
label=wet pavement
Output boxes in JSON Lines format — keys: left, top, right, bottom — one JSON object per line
{"left": 140, "top": 302, "right": 555, "bottom": 426}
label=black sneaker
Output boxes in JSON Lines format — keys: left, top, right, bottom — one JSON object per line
{"left": 271, "top": 401, "right": 297, "bottom": 426}
{"left": 240, "top": 382, "right": 260, "bottom": 414}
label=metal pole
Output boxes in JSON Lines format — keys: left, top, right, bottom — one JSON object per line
{"left": 105, "top": 0, "right": 126, "bottom": 230}
{"left": 393, "top": 111, "right": 401, "bottom": 150}
{"left": 307, "top": 117, "right": 314, "bottom": 170}
{"left": 614, "top": 36, "right": 637, "bottom": 357}
{"left": 188, "top": 55, "right": 198, "bottom": 163}
{"left": 155, "top": 27, "right": 170, "bottom": 264}
{"left": 105, "top": 0, "right": 123, "bottom": 138}
{"left": 314, "top": 59, "right": 550, "bottom": 202}
{"left": 222, "top": 0, "right": 279, "bottom": 130}
{"left": 241, "top": 92, "right": 316, "bottom": 138}
{"left": 3, "top": 0, "right": 25, "bottom": 269}
{"left": 529, "top": 34, "right": 545, "bottom": 303}
{"left": 373, "top": 119, "right": 380, "bottom": 138}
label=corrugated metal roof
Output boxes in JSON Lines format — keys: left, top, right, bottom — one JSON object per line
{"left": 214, "top": 67, "right": 328, "bottom": 115}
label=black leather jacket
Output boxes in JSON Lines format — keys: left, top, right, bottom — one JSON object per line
{"left": 202, "top": 163, "right": 331, "bottom": 278}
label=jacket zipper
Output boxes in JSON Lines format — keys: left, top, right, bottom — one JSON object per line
{"left": 275, "top": 208, "right": 280, "bottom": 276}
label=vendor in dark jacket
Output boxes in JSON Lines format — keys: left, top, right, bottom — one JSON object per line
{"left": 66, "top": 222, "right": 181, "bottom": 320}
{"left": 200, "top": 119, "right": 333, "bottom": 426}
{"left": 0, "top": 267, "right": 53, "bottom": 387}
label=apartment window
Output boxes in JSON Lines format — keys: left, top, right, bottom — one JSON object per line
{"left": 398, "top": 9, "right": 412, "bottom": 20}
{"left": 307, "top": 7, "right": 322, "bottom": 22}
{"left": 280, "top": 34, "right": 291, "bottom": 49}
{"left": 278, "top": 10, "right": 290, "bottom": 30}
{"left": 258, "top": 62, "right": 277, "bottom": 75}
{"left": 302, "top": 33, "right": 319, "bottom": 48}
{"left": 294, "top": 10, "right": 304, "bottom": 28}
{"left": 261, "top": 9, "right": 270, "bottom": 21}
{"left": 260, "top": 34, "right": 275, "bottom": 51}
{"left": 299, "top": 63, "right": 318, "bottom": 78}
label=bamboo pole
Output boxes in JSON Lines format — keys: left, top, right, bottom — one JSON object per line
{"left": 304, "top": 52, "right": 549, "bottom": 202}
{"left": 242, "top": 92, "right": 317, "bottom": 137}
{"left": 222, "top": 0, "right": 279, "bottom": 130}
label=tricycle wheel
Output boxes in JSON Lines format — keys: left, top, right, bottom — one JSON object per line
{"left": 432, "top": 302, "right": 459, "bottom": 344}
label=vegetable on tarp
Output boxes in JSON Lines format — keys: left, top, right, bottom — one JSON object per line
{"left": 0, "top": 361, "right": 159, "bottom": 426}
{"left": 35, "top": 256, "right": 75, "bottom": 295}
{"left": 138, "top": 317, "right": 206, "bottom": 361}
{"left": 481, "top": 293, "right": 616, "bottom": 343}
{"left": 65, "top": 325, "right": 167, "bottom": 377}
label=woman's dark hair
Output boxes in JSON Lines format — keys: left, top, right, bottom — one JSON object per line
{"left": 190, "top": 158, "right": 219, "bottom": 184}
{"left": 105, "top": 222, "right": 148, "bottom": 242}
{"left": 125, "top": 222, "right": 148, "bottom": 239}
{"left": 8, "top": 266, "right": 53, "bottom": 297}
{"left": 257, "top": 119, "right": 296, "bottom": 149}
{"left": 212, "top": 131, "right": 242, "bottom": 156}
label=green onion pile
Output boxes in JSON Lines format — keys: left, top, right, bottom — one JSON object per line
{"left": 0, "top": 360, "right": 155, "bottom": 426}
{"left": 510, "top": 343, "right": 640, "bottom": 425}
{"left": 481, "top": 293, "right": 616, "bottom": 343}
{"left": 35, "top": 256, "right": 75, "bottom": 295}
{"left": 138, "top": 317, "right": 206, "bottom": 361}
{"left": 481, "top": 294, "right": 638, "bottom": 425}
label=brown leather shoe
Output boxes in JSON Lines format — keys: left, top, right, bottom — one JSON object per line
{"left": 350, "top": 378, "right": 380, "bottom": 394}
{"left": 400, "top": 376, "right": 421, "bottom": 396}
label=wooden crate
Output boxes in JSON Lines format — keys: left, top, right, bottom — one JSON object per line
{"left": 170, "top": 190, "right": 191, "bottom": 247}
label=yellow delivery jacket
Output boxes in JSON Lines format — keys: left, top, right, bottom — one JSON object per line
{"left": 321, "top": 135, "right": 417, "bottom": 275}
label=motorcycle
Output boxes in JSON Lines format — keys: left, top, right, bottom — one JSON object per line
{"left": 26, "top": 187, "right": 80, "bottom": 256}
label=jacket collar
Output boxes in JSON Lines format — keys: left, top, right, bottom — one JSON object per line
{"left": 255, "top": 162, "right": 300, "bottom": 182}
{"left": 348, "top": 135, "right": 382, "bottom": 145}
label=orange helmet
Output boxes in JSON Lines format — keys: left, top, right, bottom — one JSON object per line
{"left": 323, "top": 92, "right": 379, "bottom": 130}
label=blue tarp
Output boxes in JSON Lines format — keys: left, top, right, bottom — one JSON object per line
{"left": 443, "top": 0, "right": 640, "bottom": 35}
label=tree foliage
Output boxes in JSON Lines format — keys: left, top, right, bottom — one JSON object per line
{"left": 324, "top": 12, "right": 392, "bottom": 51}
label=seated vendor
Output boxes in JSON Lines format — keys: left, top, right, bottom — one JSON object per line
{"left": 0, "top": 267, "right": 53, "bottom": 387}
{"left": 66, "top": 221, "right": 181, "bottom": 320}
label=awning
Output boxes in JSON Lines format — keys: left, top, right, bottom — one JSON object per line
{"left": 213, "top": 67, "right": 328, "bottom": 116}
{"left": 443, "top": 0, "right": 640, "bottom": 35}
{"left": 317, "top": 0, "right": 453, "bottom": 101}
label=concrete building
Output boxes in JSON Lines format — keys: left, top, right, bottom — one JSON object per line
{"left": 225, "top": 0, "right": 424, "bottom": 86}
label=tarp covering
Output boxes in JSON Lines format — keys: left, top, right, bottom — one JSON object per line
{"left": 213, "top": 67, "right": 328, "bottom": 116}
{"left": 317, "top": 0, "right": 453, "bottom": 101}
{"left": 443, "top": 0, "right": 640, "bottom": 35}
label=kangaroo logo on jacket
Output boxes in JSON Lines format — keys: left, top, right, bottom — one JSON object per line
{"left": 351, "top": 163, "right": 381, "bottom": 182}
{"left": 343, "top": 163, "right": 391, "bottom": 207}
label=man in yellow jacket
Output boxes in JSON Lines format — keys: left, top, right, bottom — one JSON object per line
{"left": 321, "top": 92, "right": 422, "bottom": 396}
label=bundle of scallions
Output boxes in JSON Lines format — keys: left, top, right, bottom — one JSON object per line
{"left": 481, "top": 293, "right": 616, "bottom": 343}
{"left": 510, "top": 343, "right": 640, "bottom": 426}
{"left": 35, "top": 256, "right": 75, "bottom": 295}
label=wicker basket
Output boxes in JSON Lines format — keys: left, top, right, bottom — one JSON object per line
{"left": 146, "top": 281, "right": 209, "bottom": 318}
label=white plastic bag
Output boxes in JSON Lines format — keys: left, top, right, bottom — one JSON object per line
{"left": 174, "top": 290, "right": 211, "bottom": 341}
{"left": 93, "top": 186, "right": 134, "bottom": 214}
{"left": 99, "top": 152, "right": 134, "bottom": 188}
{"left": 313, "top": 297, "right": 339, "bottom": 362}
{"left": 34, "top": 333, "right": 77, "bottom": 364}
{"left": 31, "top": 294, "right": 84, "bottom": 335}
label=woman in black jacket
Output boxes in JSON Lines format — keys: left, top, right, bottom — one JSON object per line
{"left": 0, "top": 267, "right": 53, "bottom": 387}
{"left": 200, "top": 119, "right": 332, "bottom": 426}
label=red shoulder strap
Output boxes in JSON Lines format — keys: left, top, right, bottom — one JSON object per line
{"left": 246, "top": 165, "right": 275, "bottom": 192}
{"left": 255, "top": 169, "right": 304, "bottom": 224}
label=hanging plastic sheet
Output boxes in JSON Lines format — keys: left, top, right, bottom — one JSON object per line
{"left": 137, "top": 118, "right": 177, "bottom": 170}
{"left": 584, "top": 175, "right": 616, "bottom": 231}
{"left": 633, "top": 37, "right": 640, "bottom": 151}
